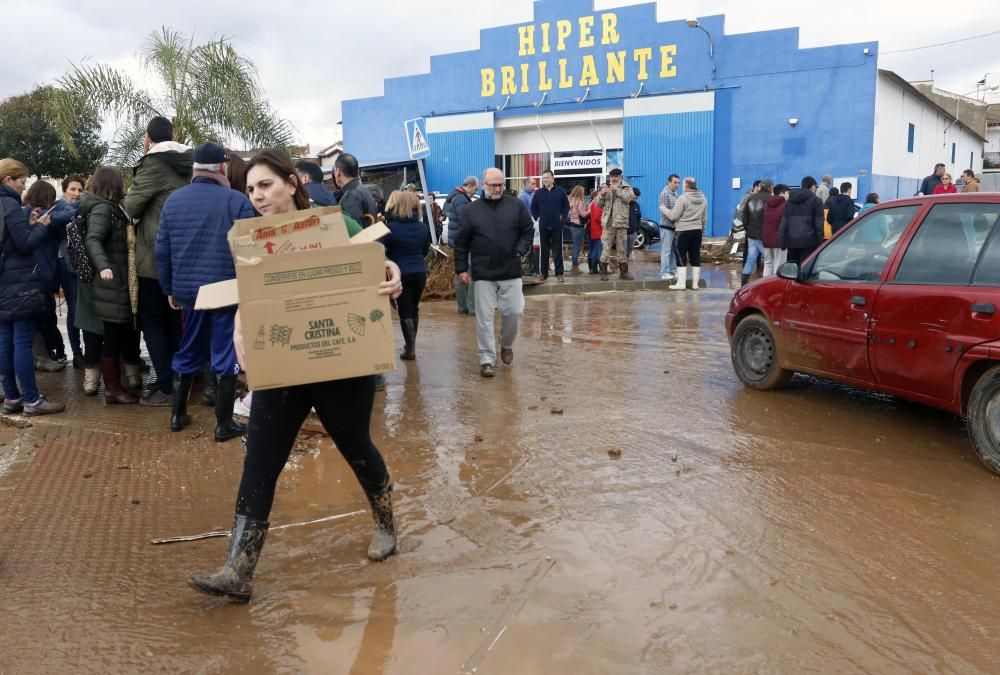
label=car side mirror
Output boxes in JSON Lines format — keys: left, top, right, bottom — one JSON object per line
{"left": 777, "top": 262, "right": 800, "bottom": 281}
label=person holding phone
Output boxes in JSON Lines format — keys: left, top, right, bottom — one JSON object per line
{"left": 21, "top": 181, "right": 68, "bottom": 373}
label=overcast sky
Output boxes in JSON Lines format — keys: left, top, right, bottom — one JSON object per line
{"left": 2, "top": 0, "right": 998, "bottom": 155}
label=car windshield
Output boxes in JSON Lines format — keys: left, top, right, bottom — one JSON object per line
{"left": 807, "top": 205, "right": 921, "bottom": 283}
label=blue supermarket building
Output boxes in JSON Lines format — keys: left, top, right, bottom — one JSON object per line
{"left": 342, "top": 0, "right": 985, "bottom": 236}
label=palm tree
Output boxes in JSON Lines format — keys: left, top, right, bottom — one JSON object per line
{"left": 52, "top": 27, "right": 297, "bottom": 167}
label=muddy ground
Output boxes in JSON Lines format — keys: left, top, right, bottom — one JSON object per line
{"left": 1, "top": 275, "right": 998, "bottom": 674}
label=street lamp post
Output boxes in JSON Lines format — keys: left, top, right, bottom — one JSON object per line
{"left": 686, "top": 18, "right": 716, "bottom": 78}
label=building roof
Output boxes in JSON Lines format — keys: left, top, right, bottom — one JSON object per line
{"left": 879, "top": 70, "right": 988, "bottom": 143}
{"left": 318, "top": 140, "right": 343, "bottom": 158}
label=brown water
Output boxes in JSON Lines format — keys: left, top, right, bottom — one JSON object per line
{"left": 1, "top": 280, "right": 998, "bottom": 674}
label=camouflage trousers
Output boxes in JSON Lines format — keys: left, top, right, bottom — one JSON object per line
{"left": 599, "top": 227, "right": 629, "bottom": 264}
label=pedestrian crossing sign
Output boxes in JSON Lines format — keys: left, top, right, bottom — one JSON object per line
{"left": 404, "top": 118, "right": 431, "bottom": 160}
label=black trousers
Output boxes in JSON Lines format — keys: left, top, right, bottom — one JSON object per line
{"left": 539, "top": 228, "right": 564, "bottom": 277}
{"left": 82, "top": 330, "right": 103, "bottom": 367}
{"left": 39, "top": 295, "right": 65, "bottom": 357}
{"left": 235, "top": 376, "right": 390, "bottom": 522}
{"left": 137, "top": 277, "right": 182, "bottom": 393}
{"left": 396, "top": 272, "right": 427, "bottom": 321}
{"left": 675, "top": 230, "right": 703, "bottom": 266}
{"left": 101, "top": 321, "right": 140, "bottom": 362}
{"left": 787, "top": 245, "right": 819, "bottom": 264}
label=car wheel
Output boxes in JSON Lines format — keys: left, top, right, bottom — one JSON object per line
{"left": 967, "top": 365, "right": 1000, "bottom": 475}
{"left": 633, "top": 232, "right": 645, "bottom": 249}
{"left": 731, "top": 315, "right": 793, "bottom": 390}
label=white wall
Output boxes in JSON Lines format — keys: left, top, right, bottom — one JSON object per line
{"left": 494, "top": 109, "right": 624, "bottom": 155}
{"left": 987, "top": 126, "right": 1000, "bottom": 154}
{"left": 872, "top": 73, "right": 983, "bottom": 180}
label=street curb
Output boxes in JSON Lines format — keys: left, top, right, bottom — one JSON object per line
{"left": 523, "top": 279, "right": 710, "bottom": 296}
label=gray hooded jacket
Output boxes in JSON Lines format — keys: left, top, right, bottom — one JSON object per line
{"left": 667, "top": 189, "right": 708, "bottom": 232}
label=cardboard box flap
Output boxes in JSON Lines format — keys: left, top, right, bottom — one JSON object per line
{"left": 195, "top": 279, "right": 239, "bottom": 311}
{"left": 229, "top": 207, "right": 351, "bottom": 258}
{"left": 235, "top": 241, "right": 386, "bottom": 299}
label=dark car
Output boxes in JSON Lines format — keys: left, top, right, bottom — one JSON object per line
{"left": 631, "top": 218, "right": 661, "bottom": 249}
{"left": 726, "top": 193, "right": 1000, "bottom": 474}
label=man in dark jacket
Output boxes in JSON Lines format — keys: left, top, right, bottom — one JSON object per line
{"left": 919, "top": 164, "right": 945, "bottom": 196}
{"left": 444, "top": 176, "right": 479, "bottom": 314}
{"left": 294, "top": 161, "right": 337, "bottom": 206}
{"left": 826, "top": 181, "right": 856, "bottom": 235}
{"left": 123, "top": 116, "right": 192, "bottom": 405}
{"left": 740, "top": 179, "right": 772, "bottom": 285}
{"left": 779, "top": 176, "right": 825, "bottom": 264}
{"left": 530, "top": 170, "right": 569, "bottom": 282}
{"left": 455, "top": 168, "right": 533, "bottom": 378}
{"left": 156, "top": 143, "right": 254, "bottom": 442}
{"left": 333, "top": 153, "right": 377, "bottom": 226}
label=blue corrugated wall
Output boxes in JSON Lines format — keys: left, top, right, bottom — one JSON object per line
{"left": 425, "top": 129, "right": 496, "bottom": 195}
{"left": 624, "top": 111, "right": 715, "bottom": 234}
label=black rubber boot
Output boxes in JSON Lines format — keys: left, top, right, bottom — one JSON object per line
{"left": 187, "top": 514, "right": 269, "bottom": 604}
{"left": 170, "top": 373, "right": 194, "bottom": 432}
{"left": 214, "top": 375, "right": 247, "bottom": 442}
{"left": 600, "top": 263, "right": 609, "bottom": 281}
{"left": 619, "top": 262, "right": 634, "bottom": 281}
{"left": 365, "top": 481, "right": 397, "bottom": 562}
{"left": 741, "top": 273, "right": 750, "bottom": 287}
{"left": 201, "top": 364, "right": 217, "bottom": 407}
{"left": 400, "top": 319, "right": 416, "bottom": 361}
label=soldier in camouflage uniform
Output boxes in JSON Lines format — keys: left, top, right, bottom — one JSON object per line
{"left": 595, "top": 168, "right": 635, "bottom": 281}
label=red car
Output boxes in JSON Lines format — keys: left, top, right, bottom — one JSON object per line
{"left": 727, "top": 193, "right": 1000, "bottom": 474}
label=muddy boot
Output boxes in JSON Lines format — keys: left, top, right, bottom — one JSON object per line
{"left": 669, "top": 268, "right": 688, "bottom": 291}
{"left": 187, "top": 514, "right": 269, "bottom": 604}
{"left": 122, "top": 361, "right": 143, "bottom": 391}
{"left": 400, "top": 318, "right": 416, "bottom": 361}
{"left": 83, "top": 366, "right": 101, "bottom": 396}
{"left": 34, "top": 333, "right": 65, "bottom": 372}
{"left": 170, "top": 373, "right": 194, "bottom": 432}
{"left": 600, "top": 263, "right": 609, "bottom": 281}
{"left": 214, "top": 375, "right": 247, "bottom": 443}
{"left": 365, "top": 481, "right": 397, "bottom": 562}
{"left": 740, "top": 273, "right": 750, "bottom": 287}
{"left": 100, "top": 358, "right": 138, "bottom": 404}
{"left": 201, "top": 364, "right": 217, "bottom": 407}
{"left": 619, "top": 262, "right": 634, "bottom": 281}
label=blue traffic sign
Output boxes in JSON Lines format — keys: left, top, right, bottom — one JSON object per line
{"left": 404, "top": 118, "right": 431, "bottom": 160}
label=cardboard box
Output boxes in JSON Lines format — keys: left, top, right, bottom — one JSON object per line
{"left": 194, "top": 207, "right": 395, "bottom": 390}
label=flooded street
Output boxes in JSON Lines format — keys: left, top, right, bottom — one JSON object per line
{"left": 2, "top": 277, "right": 999, "bottom": 674}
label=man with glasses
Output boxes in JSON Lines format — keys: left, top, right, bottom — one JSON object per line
{"left": 454, "top": 168, "right": 534, "bottom": 378}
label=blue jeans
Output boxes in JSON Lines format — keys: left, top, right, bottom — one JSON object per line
{"left": 743, "top": 239, "right": 766, "bottom": 275}
{"left": 0, "top": 318, "right": 40, "bottom": 404}
{"left": 659, "top": 228, "right": 676, "bottom": 276}
{"left": 588, "top": 238, "right": 603, "bottom": 268}
{"left": 570, "top": 227, "right": 586, "bottom": 266}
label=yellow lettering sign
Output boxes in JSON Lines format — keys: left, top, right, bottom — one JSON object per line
{"left": 500, "top": 66, "right": 517, "bottom": 95}
{"left": 633, "top": 47, "right": 653, "bottom": 80}
{"left": 556, "top": 20, "right": 572, "bottom": 51}
{"left": 601, "top": 13, "right": 620, "bottom": 45}
{"left": 578, "top": 16, "right": 595, "bottom": 48}
{"left": 660, "top": 44, "right": 678, "bottom": 78}
{"left": 580, "top": 54, "right": 599, "bottom": 86}
{"left": 541, "top": 22, "right": 551, "bottom": 53}
{"left": 558, "top": 58, "right": 574, "bottom": 88}
{"left": 538, "top": 61, "right": 553, "bottom": 91}
{"left": 520, "top": 63, "right": 530, "bottom": 93}
{"left": 606, "top": 51, "right": 626, "bottom": 84}
{"left": 518, "top": 25, "right": 536, "bottom": 56}
{"left": 481, "top": 68, "right": 496, "bottom": 97}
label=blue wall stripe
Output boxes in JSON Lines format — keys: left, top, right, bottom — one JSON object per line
{"left": 425, "top": 129, "right": 495, "bottom": 195}
{"left": 624, "top": 111, "right": 716, "bottom": 235}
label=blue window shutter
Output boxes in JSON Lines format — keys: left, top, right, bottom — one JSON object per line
{"left": 907, "top": 124, "right": 915, "bottom": 153}
{"left": 951, "top": 143, "right": 956, "bottom": 164}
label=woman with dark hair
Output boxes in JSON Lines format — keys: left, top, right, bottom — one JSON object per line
{"left": 21, "top": 181, "right": 67, "bottom": 373}
{"left": 0, "top": 159, "right": 65, "bottom": 416}
{"left": 225, "top": 150, "right": 248, "bottom": 195}
{"left": 50, "top": 175, "right": 86, "bottom": 368}
{"left": 188, "top": 149, "right": 403, "bottom": 604}
{"left": 383, "top": 189, "right": 430, "bottom": 360}
{"left": 82, "top": 167, "right": 142, "bottom": 404}
{"left": 859, "top": 193, "right": 880, "bottom": 214}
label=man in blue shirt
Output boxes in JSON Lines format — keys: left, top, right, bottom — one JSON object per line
{"left": 530, "top": 170, "right": 569, "bottom": 282}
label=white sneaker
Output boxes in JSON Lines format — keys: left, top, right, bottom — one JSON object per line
{"left": 233, "top": 392, "right": 251, "bottom": 418}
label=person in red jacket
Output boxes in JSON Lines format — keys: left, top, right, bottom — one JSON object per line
{"left": 933, "top": 173, "right": 958, "bottom": 194}
{"left": 762, "top": 184, "right": 789, "bottom": 276}
{"left": 587, "top": 190, "right": 603, "bottom": 274}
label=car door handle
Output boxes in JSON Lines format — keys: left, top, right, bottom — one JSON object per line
{"left": 850, "top": 295, "right": 867, "bottom": 307}
{"left": 971, "top": 302, "right": 997, "bottom": 315}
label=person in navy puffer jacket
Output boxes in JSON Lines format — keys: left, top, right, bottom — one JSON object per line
{"left": 156, "top": 143, "right": 254, "bottom": 442}
{"left": 0, "top": 159, "right": 65, "bottom": 416}
{"left": 383, "top": 190, "right": 431, "bottom": 361}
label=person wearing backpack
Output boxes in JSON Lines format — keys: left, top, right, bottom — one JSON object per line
{"left": 0, "top": 159, "right": 66, "bottom": 416}
{"left": 83, "top": 167, "right": 143, "bottom": 405}
{"left": 50, "top": 175, "right": 85, "bottom": 369}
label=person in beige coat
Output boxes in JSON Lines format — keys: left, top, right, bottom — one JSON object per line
{"left": 962, "top": 170, "right": 981, "bottom": 192}
{"left": 666, "top": 177, "right": 708, "bottom": 291}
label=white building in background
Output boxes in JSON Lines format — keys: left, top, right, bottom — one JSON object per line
{"left": 872, "top": 70, "right": 985, "bottom": 198}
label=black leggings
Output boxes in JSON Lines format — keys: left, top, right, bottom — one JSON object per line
{"left": 235, "top": 376, "right": 390, "bottom": 522}
{"left": 396, "top": 272, "right": 427, "bottom": 321}
{"left": 675, "top": 230, "right": 703, "bottom": 267}
{"left": 101, "top": 321, "right": 140, "bottom": 362}
{"left": 82, "top": 330, "right": 103, "bottom": 367}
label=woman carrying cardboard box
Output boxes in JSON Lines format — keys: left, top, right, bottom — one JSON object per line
{"left": 187, "top": 149, "right": 403, "bottom": 604}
